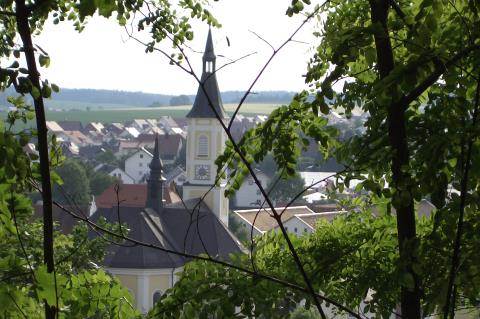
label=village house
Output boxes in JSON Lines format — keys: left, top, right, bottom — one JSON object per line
{"left": 233, "top": 169, "right": 271, "bottom": 208}
{"left": 124, "top": 148, "right": 153, "bottom": 183}
{"left": 234, "top": 206, "right": 344, "bottom": 237}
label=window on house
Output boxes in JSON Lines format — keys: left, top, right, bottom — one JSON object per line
{"left": 153, "top": 290, "right": 163, "bottom": 304}
{"left": 140, "top": 154, "right": 143, "bottom": 158}
{"left": 197, "top": 135, "right": 208, "bottom": 157}
{"left": 304, "top": 228, "right": 308, "bottom": 233}
{"left": 285, "top": 227, "right": 288, "bottom": 231}
{"left": 294, "top": 227, "right": 298, "bottom": 233}
{"left": 139, "top": 163, "right": 143, "bottom": 167}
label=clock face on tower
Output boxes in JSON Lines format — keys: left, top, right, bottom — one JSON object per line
{"left": 194, "top": 164, "right": 211, "bottom": 180}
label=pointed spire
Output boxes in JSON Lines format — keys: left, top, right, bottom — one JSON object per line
{"left": 203, "top": 28, "right": 216, "bottom": 61}
{"left": 147, "top": 134, "right": 165, "bottom": 212}
{"left": 186, "top": 29, "right": 226, "bottom": 119}
{"left": 149, "top": 134, "right": 163, "bottom": 172}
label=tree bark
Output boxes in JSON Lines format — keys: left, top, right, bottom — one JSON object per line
{"left": 15, "top": 1, "right": 56, "bottom": 318}
{"left": 369, "top": 0, "right": 421, "bottom": 317}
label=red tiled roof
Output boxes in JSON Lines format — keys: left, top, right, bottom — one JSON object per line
{"left": 95, "top": 183, "right": 180, "bottom": 209}
{"left": 96, "top": 184, "right": 147, "bottom": 208}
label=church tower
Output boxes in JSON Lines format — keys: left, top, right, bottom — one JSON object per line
{"left": 182, "top": 29, "right": 229, "bottom": 226}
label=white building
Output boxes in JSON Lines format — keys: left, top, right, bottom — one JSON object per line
{"left": 110, "top": 167, "right": 135, "bottom": 184}
{"left": 233, "top": 170, "right": 270, "bottom": 208}
{"left": 234, "top": 206, "right": 344, "bottom": 237}
{"left": 125, "top": 148, "right": 153, "bottom": 183}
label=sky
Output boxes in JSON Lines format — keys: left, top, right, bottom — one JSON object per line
{"left": 33, "top": 0, "right": 319, "bottom": 95}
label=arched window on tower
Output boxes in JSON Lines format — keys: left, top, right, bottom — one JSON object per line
{"left": 197, "top": 135, "right": 209, "bottom": 157}
{"left": 153, "top": 290, "right": 163, "bottom": 304}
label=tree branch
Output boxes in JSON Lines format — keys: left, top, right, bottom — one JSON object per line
{"left": 443, "top": 72, "right": 480, "bottom": 318}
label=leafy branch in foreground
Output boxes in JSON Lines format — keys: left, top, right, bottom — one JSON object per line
{"left": 1, "top": 0, "right": 223, "bottom": 317}
{"left": 212, "top": 0, "right": 480, "bottom": 316}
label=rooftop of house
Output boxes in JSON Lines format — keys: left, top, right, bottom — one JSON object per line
{"left": 57, "top": 121, "right": 83, "bottom": 132}
{"left": 95, "top": 183, "right": 180, "bottom": 209}
{"left": 46, "top": 121, "right": 64, "bottom": 132}
{"left": 120, "top": 134, "right": 183, "bottom": 157}
{"left": 294, "top": 211, "right": 346, "bottom": 229}
{"left": 60, "top": 130, "right": 95, "bottom": 146}
{"left": 234, "top": 206, "right": 315, "bottom": 233}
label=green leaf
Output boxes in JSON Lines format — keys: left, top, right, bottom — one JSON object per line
{"left": 78, "top": 0, "right": 97, "bottom": 18}
{"left": 35, "top": 266, "right": 57, "bottom": 306}
{"left": 30, "top": 86, "right": 41, "bottom": 99}
{"left": 448, "top": 158, "right": 457, "bottom": 168}
{"left": 42, "top": 84, "right": 52, "bottom": 98}
{"left": 364, "top": 47, "right": 376, "bottom": 66}
{"left": 39, "top": 55, "right": 50, "bottom": 68}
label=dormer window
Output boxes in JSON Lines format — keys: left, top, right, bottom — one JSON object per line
{"left": 198, "top": 135, "right": 209, "bottom": 157}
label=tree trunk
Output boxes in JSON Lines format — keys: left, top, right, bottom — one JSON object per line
{"left": 15, "top": 1, "right": 56, "bottom": 318}
{"left": 369, "top": 0, "right": 421, "bottom": 317}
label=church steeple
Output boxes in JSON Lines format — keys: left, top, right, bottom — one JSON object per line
{"left": 186, "top": 29, "right": 226, "bottom": 119}
{"left": 146, "top": 135, "right": 165, "bottom": 212}
{"left": 203, "top": 28, "right": 216, "bottom": 71}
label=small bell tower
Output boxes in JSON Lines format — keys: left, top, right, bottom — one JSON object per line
{"left": 146, "top": 135, "right": 166, "bottom": 213}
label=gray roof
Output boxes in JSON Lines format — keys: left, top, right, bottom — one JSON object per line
{"left": 91, "top": 198, "right": 242, "bottom": 269}
{"left": 186, "top": 29, "right": 226, "bottom": 119}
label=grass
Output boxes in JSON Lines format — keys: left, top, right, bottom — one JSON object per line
{"left": 44, "top": 103, "right": 280, "bottom": 124}
{"left": 45, "top": 100, "right": 133, "bottom": 110}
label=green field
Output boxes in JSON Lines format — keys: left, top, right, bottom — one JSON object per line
{"left": 44, "top": 103, "right": 280, "bottom": 124}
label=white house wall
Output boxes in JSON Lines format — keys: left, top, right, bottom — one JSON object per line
{"left": 125, "top": 150, "right": 152, "bottom": 183}
{"left": 281, "top": 217, "right": 313, "bottom": 236}
{"left": 234, "top": 174, "right": 270, "bottom": 208}
{"left": 109, "top": 168, "right": 135, "bottom": 184}
{"left": 232, "top": 213, "right": 263, "bottom": 237}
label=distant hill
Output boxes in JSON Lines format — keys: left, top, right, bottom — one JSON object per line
{"left": 0, "top": 87, "right": 296, "bottom": 109}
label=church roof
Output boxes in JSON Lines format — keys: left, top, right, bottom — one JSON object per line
{"left": 186, "top": 29, "right": 226, "bottom": 119}
{"left": 95, "top": 183, "right": 180, "bottom": 208}
{"left": 91, "top": 198, "right": 242, "bottom": 269}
